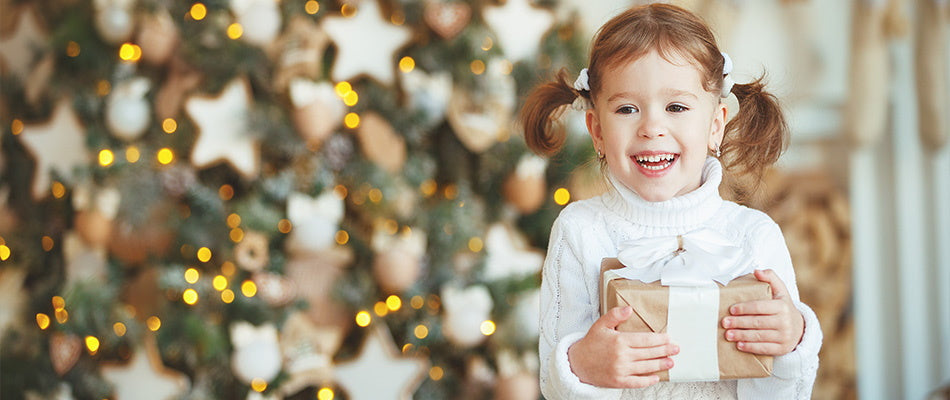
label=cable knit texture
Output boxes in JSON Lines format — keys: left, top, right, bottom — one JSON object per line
{"left": 539, "top": 157, "right": 821, "bottom": 399}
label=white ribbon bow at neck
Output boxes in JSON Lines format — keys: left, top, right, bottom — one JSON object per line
{"left": 615, "top": 228, "right": 754, "bottom": 287}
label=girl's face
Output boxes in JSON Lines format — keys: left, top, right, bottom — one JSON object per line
{"left": 586, "top": 50, "right": 726, "bottom": 202}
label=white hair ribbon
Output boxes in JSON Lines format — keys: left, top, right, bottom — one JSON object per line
{"left": 720, "top": 52, "right": 734, "bottom": 98}
{"left": 571, "top": 68, "right": 592, "bottom": 110}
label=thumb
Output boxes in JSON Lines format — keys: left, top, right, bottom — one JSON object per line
{"left": 597, "top": 306, "right": 633, "bottom": 330}
{"left": 754, "top": 269, "right": 789, "bottom": 299}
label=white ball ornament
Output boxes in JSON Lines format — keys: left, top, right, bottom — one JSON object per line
{"left": 231, "top": 0, "right": 281, "bottom": 47}
{"left": 286, "top": 190, "right": 344, "bottom": 254}
{"left": 230, "top": 322, "right": 283, "bottom": 384}
{"left": 94, "top": 0, "right": 134, "bottom": 44}
{"left": 441, "top": 284, "right": 493, "bottom": 347}
{"left": 106, "top": 77, "right": 152, "bottom": 141}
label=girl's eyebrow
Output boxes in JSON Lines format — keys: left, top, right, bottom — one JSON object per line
{"left": 662, "top": 88, "right": 698, "bottom": 100}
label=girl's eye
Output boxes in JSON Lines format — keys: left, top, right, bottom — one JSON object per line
{"left": 617, "top": 105, "right": 638, "bottom": 114}
{"left": 667, "top": 104, "right": 688, "bottom": 113}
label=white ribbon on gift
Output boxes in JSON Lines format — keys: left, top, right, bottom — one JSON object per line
{"left": 603, "top": 228, "right": 756, "bottom": 382}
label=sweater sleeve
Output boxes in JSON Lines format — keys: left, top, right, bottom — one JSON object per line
{"left": 539, "top": 214, "right": 624, "bottom": 400}
{"left": 737, "top": 219, "right": 822, "bottom": 400}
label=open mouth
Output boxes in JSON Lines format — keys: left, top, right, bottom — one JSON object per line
{"left": 633, "top": 153, "right": 678, "bottom": 171}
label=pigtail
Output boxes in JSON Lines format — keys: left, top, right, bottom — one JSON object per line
{"left": 722, "top": 74, "right": 789, "bottom": 181}
{"left": 521, "top": 69, "right": 584, "bottom": 156}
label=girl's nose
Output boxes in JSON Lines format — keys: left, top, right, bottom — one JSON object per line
{"left": 637, "top": 111, "right": 666, "bottom": 138}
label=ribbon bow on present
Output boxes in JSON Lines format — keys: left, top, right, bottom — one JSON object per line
{"left": 614, "top": 228, "right": 755, "bottom": 287}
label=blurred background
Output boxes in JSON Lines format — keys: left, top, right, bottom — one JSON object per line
{"left": 0, "top": 0, "right": 947, "bottom": 399}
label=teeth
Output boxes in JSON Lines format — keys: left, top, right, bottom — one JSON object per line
{"left": 635, "top": 153, "right": 675, "bottom": 163}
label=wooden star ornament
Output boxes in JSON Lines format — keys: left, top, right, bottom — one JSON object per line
{"left": 334, "top": 324, "right": 428, "bottom": 400}
{"left": 100, "top": 336, "right": 189, "bottom": 400}
{"left": 0, "top": 6, "right": 48, "bottom": 80}
{"left": 17, "top": 99, "right": 90, "bottom": 200}
{"left": 185, "top": 77, "right": 261, "bottom": 178}
{"left": 482, "top": 0, "right": 554, "bottom": 63}
{"left": 322, "top": 0, "right": 412, "bottom": 86}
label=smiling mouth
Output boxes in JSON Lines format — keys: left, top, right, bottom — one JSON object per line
{"left": 634, "top": 153, "right": 678, "bottom": 171}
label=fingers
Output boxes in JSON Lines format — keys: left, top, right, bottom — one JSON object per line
{"left": 733, "top": 340, "right": 787, "bottom": 356}
{"left": 724, "top": 328, "right": 782, "bottom": 343}
{"left": 722, "top": 314, "right": 782, "bottom": 330}
{"left": 754, "top": 269, "right": 789, "bottom": 299}
{"left": 729, "top": 299, "right": 783, "bottom": 316}
{"left": 597, "top": 306, "right": 634, "bottom": 331}
{"left": 619, "top": 331, "right": 672, "bottom": 348}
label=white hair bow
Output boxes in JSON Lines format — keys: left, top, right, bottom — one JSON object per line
{"left": 720, "top": 52, "right": 734, "bottom": 98}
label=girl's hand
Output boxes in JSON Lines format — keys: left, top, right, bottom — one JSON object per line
{"left": 567, "top": 306, "right": 679, "bottom": 388}
{"left": 722, "top": 269, "right": 805, "bottom": 356}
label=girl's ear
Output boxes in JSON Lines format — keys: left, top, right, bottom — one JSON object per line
{"left": 586, "top": 108, "right": 604, "bottom": 151}
{"left": 708, "top": 102, "right": 727, "bottom": 151}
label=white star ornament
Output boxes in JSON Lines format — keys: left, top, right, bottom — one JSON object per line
{"left": 322, "top": 0, "right": 412, "bottom": 86}
{"left": 17, "top": 100, "right": 90, "bottom": 200}
{"left": 185, "top": 78, "right": 261, "bottom": 178}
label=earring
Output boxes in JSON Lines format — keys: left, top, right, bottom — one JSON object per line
{"left": 596, "top": 149, "right": 604, "bottom": 159}
{"left": 714, "top": 145, "right": 721, "bottom": 158}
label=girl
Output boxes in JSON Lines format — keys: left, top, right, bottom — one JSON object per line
{"left": 522, "top": 4, "right": 821, "bottom": 399}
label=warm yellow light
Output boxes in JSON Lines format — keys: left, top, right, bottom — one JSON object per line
{"left": 190, "top": 3, "right": 207, "bottom": 20}
{"left": 241, "top": 280, "right": 257, "bottom": 297}
{"left": 51, "top": 181, "right": 66, "bottom": 199}
{"left": 213, "top": 275, "right": 228, "bottom": 291}
{"left": 399, "top": 56, "right": 415, "bottom": 73}
{"left": 52, "top": 296, "right": 66, "bottom": 311}
{"left": 221, "top": 289, "right": 235, "bottom": 303}
{"left": 305, "top": 0, "right": 320, "bottom": 15}
{"left": 480, "top": 320, "right": 496, "bottom": 336}
{"left": 384, "top": 219, "right": 398, "bottom": 235}
{"left": 184, "top": 268, "right": 200, "bottom": 284}
{"left": 500, "top": 60, "right": 513, "bottom": 75}
{"left": 0, "top": 245, "right": 10, "bottom": 261}
{"left": 420, "top": 179, "right": 437, "bottom": 197}
{"left": 554, "top": 187, "right": 571, "bottom": 205}
{"left": 227, "top": 213, "right": 242, "bottom": 228}
{"left": 274, "top": 220, "right": 291, "bottom": 235}
{"left": 410, "top": 295, "right": 424, "bottom": 309}
{"left": 183, "top": 288, "right": 199, "bottom": 305}
{"left": 334, "top": 81, "right": 352, "bottom": 97}
{"left": 343, "top": 90, "right": 358, "bottom": 106}
{"left": 146, "top": 316, "right": 161, "bottom": 331}
{"left": 335, "top": 230, "right": 349, "bottom": 245}
{"left": 468, "top": 237, "right": 483, "bottom": 253}
{"left": 355, "top": 311, "right": 371, "bottom": 327}
{"left": 391, "top": 10, "right": 405, "bottom": 25}
{"left": 374, "top": 301, "right": 388, "bottom": 317}
{"left": 197, "top": 247, "right": 212, "bottom": 262}
{"left": 368, "top": 188, "right": 383, "bottom": 203}
{"left": 55, "top": 309, "right": 69, "bottom": 324}
{"left": 227, "top": 23, "right": 243, "bottom": 39}
{"left": 344, "top": 112, "right": 360, "bottom": 129}
{"left": 41, "top": 236, "right": 54, "bottom": 251}
{"left": 85, "top": 336, "right": 100, "bottom": 354}
{"left": 157, "top": 148, "right": 174, "bottom": 165}
{"left": 162, "top": 118, "right": 177, "bottom": 133}
{"left": 66, "top": 41, "right": 80, "bottom": 57}
{"left": 443, "top": 184, "right": 458, "bottom": 200}
{"left": 113, "top": 322, "right": 127, "bottom": 336}
{"left": 11, "top": 119, "right": 23, "bottom": 135}
{"left": 251, "top": 378, "right": 267, "bottom": 392}
{"left": 118, "top": 43, "right": 142, "bottom": 61}
{"left": 341, "top": 3, "right": 357, "bottom": 17}
{"left": 402, "top": 343, "right": 413, "bottom": 353}
{"left": 429, "top": 366, "right": 444, "bottom": 381}
{"left": 414, "top": 324, "right": 428, "bottom": 339}
{"left": 333, "top": 185, "right": 348, "bottom": 200}
{"left": 98, "top": 149, "right": 114, "bottom": 166}
{"left": 317, "top": 387, "right": 334, "bottom": 400}
{"left": 36, "top": 313, "right": 50, "bottom": 330}
{"left": 230, "top": 228, "right": 244, "bottom": 243}
{"left": 470, "top": 59, "right": 486, "bottom": 75}
{"left": 126, "top": 146, "right": 140, "bottom": 163}
{"left": 218, "top": 184, "right": 234, "bottom": 201}
{"left": 97, "top": 80, "right": 111, "bottom": 96}
{"left": 386, "top": 295, "right": 402, "bottom": 311}
{"left": 222, "top": 261, "right": 236, "bottom": 276}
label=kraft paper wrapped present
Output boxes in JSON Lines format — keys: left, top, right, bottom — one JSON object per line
{"left": 599, "top": 229, "right": 774, "bottom": 382}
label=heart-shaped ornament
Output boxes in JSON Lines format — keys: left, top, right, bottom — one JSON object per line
{"left": 50, "top": 333, "right": 82, "bottom": 376}
{"left": 424, "top": 1, "right": 471, "bottom": 40}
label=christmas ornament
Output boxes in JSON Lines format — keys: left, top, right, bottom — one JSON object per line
{"left": 63, "top": 232, "right": 108, "bottom": 286}
{"left": 137, "top": 9, "right": 179, "bottom": 65}
{"left": 441, "top": 284, "right": 493, "bottom": 347}
{"left": 355, "top": 112, "right": 407, "bottom": 174}
{"left": 0, "top": 6, "right": 48, "bottom": 81}
{"left": 334, "top": 324, "right": 428, "bottom": 400}
{"left": 236, "top": 230, "right": 270, "bottom": 272}
{"left": 93, "top": 0, "right": 134, "bottom": 44}
{"left": 322, "top": 0, "right": 412, "bottom": 85}
{"left": 272, "top": 16, "right": 329, "bottom": 91}
{"left": 290, "top": 79, "right": 345, "bottom": 149}
{"left": 401, "top": 69, "right": 452, "bottom": 129}
{"left": 285, "top": 247, "right": 353, "bottom": 331}
{"left": 372, "top": 225, "right": 426, "bottom": 294}
{"left": 155, "top": 58, "right": 202, "bottom": 120}
{"left": 230, "top": 322, "right": 283, "bottom": 384}
{"left": 502, "top": 154, "right": 547, "bottom": 214}
{"left": 253, "top": 272, "right": 296, "bottom": 306}
{"left": 185, "top": 77, "right": 261, "bottom": 178}
{"left": 279, "top": 312, "right": 341, "bottom": 396}
{"left": 482, "top": 0, "right": 554, "bottom": 63}
{"left": 109, "top": 205, "right": 174, "bottom": 266}
{"left": 286, "top": 190, "right": 344, "bottom": 254}
{"left": 423, "top": 1, "right": 471, "bottom": 40}
{"left": 101, "top": 336, "right": 189, "bottom": 400}
{"left": 50, "top": 333, "right": 82, "bottom": 376}
{"left": 106, "top": 77, "right": 152, "bottom": 141}
{"left": 17, "top": 99, "right": 89, "bottom": 200}
{"left": 25, "top": 53, "right": 54, "bottom": 105}
{"left": 494, "top": 350, "right": 540, "bottom": 400}
{"left": 0, "top": 268, "right": 26, "bottom": 342}
{"left": 230, "top": 0, "right": 282, "bottom": 47}
{"left": 72, "top": 184, "right": 120, "bottom": 248}
{"left": 447, "top": 59, "right": 516, "bottom": 153}
{"left": 482, "top": 223, "right": 543, "bottom": 282}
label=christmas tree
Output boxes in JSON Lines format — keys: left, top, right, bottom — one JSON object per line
{"left": 0, "top": 0, "right": 596, "bottom": 398}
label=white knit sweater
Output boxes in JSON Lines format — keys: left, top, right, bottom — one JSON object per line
{"left": 539, "top": 157, "right": 821, "bottom": 399}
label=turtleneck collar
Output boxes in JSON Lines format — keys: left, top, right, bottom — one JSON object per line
{"left": 603, "top": 156, "right": 724, "bottom": 229}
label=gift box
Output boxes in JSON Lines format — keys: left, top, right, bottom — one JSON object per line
{"left": 600, "top": 257, "right": 773, "bottom": 382}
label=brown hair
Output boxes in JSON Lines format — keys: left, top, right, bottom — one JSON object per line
{"left": 521, "top": 3, "right": 788, "bottom": 180}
